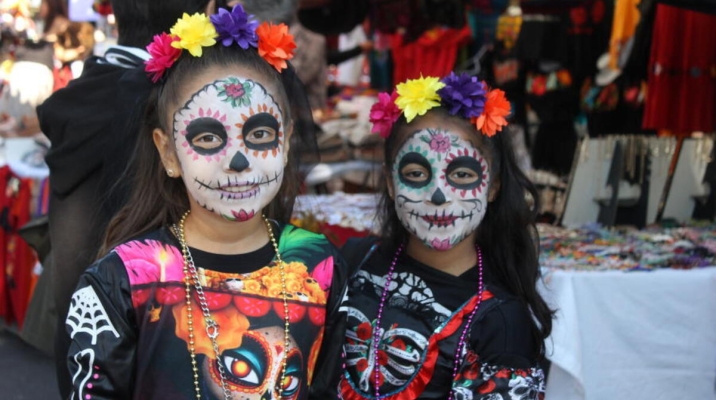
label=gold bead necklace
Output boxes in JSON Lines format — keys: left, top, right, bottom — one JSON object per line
{"left": 173, "top": 210, "right": 290, "bottom": 399}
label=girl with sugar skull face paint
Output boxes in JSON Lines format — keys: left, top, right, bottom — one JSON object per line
{"left": 339, "top": 75, "right": 554, "bottom": 400}
{"left": 171, "top": 74, "right": 288, "bottom": 222}
{"left": 63, "top": 6, "right": 348, "bottom": 400}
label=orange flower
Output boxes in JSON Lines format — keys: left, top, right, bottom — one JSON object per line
{"left": 256, "top": 22, "right": 296, "bottom": 72}
{"left": 172, "top": 302, "right": 249, "bottom": 356}
{"left": 286, "top": 280, "right": 303, "bottom": 294}
{"left": 473, "top": 89, "right": 511, "bottom": 137}
{"left": 242, "top": 279, "right": 263, "bottom": 295}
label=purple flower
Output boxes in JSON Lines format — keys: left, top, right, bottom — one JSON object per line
{"left": 438, "top": 72, "right": 487, "bottom": 119}
{"left": 210, "top": 4, "right": 259, "bottom": 49}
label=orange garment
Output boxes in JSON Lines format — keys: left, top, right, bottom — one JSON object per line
{"left": 391, "top": 26, "right": 472, "bottom": 84}
{"left": 608, "top": 0, "right": 641, "bottom": 70}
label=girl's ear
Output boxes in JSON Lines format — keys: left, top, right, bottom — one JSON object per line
{"left": 282, "top": 120, "right": 294, "bottom": 166}
{"left": 153, "top": 128, "right": 181, "bottom": 177}
{"left": 384, "top": 164, "right": 395, "bottom": 200}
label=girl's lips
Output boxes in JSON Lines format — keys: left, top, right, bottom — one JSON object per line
{"left": 421, "top": 214, "right": 459, "bottom": 227}
{"left": 218, "top": 184, "right": 257, "bottom": 193}
{"left": 218, "top": 186, "right": 259, "bottom": 199}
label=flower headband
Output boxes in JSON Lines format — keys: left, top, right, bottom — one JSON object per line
{"left": 144, "top": 4, "right": 296, "bottom": 83}
{"left": 369, "top": 73, "right": 511, "bottom": 138}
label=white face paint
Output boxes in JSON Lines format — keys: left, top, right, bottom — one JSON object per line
{"left": 173, "top": 75, "right": 286, "bottom": 221}
{"left": 392, "top": 128, "right": 490, "bottom": 250}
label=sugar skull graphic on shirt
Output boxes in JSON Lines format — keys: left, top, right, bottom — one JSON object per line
{"left": 172, "top": 75, "right": 286, "bottom": 222}
{"left": 392, "top": 129, "right": 490, "bottom": 250}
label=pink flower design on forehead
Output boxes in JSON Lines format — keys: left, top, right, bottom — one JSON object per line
{"left": 180, "top": 107, "right": 232, "bottom": 161}
{"left": 442, "top": 148, "right": 489, "bottom": 197}
{"left": 429, "top": 132, "right": 451, "bottom": 153}
{"left": 234, "top": 103, "right": 284, "bottom": 158}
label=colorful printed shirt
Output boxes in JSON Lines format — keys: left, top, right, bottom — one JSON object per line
{"left": 339, "top": 239, "right": 545, "bottom": 400}
{"left": 65, "top": 224, "right": 347, "bottom": 400}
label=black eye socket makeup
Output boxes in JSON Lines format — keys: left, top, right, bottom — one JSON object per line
{"left": 242, "top": 112, "right": 280, "bottom": 150}
{"left": 185, "top": 117, "right": 228, "bottom": 155}
{"left": 445, "top": 156, "right": 484, "bottom": 189}
{"left": 398, "top": 152, "right": 433, "bottom": 189}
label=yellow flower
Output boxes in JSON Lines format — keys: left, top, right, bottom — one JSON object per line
{"left": 170, "top": 12, "right": 217, "bottom": 57}
{"left": 395, "top": 76, "right": 445, "bottom": 122}
{"left": 242, "top": 279, "right": 263, "bottom": 295}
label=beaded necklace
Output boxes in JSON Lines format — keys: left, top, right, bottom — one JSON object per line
{"left": 174, "top": 210, "right": 291, "bottom": 399}
{"left": 371, "top": 244, "right": 484, "bottom": 400}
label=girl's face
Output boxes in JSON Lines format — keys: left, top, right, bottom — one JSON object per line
{"left": 391, "top": 118, "right": 492, "bottom": 250}
{"left": 161, "top": 67, "right": 289, "bottom": 222}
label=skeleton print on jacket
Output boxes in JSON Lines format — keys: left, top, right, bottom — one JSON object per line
{"left": 65, "top": 225, "right": 346, "bottom": 400}
{"left": 339, "top": 240, "right": 546, "bottom": 400}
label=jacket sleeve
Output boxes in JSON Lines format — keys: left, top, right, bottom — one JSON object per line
{"left": 308, "top": 247, "right": 350, "bottom": 399}
{"left": 456, "top": 299, "right": 546, "bottom": 399}
{"left": 64, "top": 254, "right": 138, "bottom": 400}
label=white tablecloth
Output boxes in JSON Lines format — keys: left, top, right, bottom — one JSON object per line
{"left": 540, "top": 268, "right": 716, "bottom": 400}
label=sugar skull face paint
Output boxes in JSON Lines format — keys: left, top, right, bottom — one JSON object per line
{"left": 392, "top": 128, "right": 490, "bottom": 250}
{"left": 173, "top": 75, "right": 286, "bottom": 221}
{"left": 204, "top": 327, "right": 303, "bottom": 399}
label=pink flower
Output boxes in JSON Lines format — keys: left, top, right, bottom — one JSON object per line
{"left": 115, "top": 240, "right": 184, "bottom": 285}
{"left": 224, "top": 83, "right": 245, "bottom": 97}
{"left": 369, "top": 91, "right": 401, "bottom": 138}
{"left": 311, "top": 257, "right": 334, "bottom": 291}
{"left": 429, "top": 132, "right": 450, "bottom": 153}
{"left": 145, "top": 33, "right": 182, "bottom": 83}
{"left": 231, "top": 209, "right": 255, "bottom": 221}
{"left": 430, "top": 238, "right": 452, "bottom": 251}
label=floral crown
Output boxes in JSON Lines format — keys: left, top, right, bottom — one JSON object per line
{"left": 369, "top": 73, "right": 511, "bottom": 138}
{"left": 144, "top": 4, "right": 296, "bottom": 83}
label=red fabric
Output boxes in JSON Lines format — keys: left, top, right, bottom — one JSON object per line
{"left": 642, "top": 4, "right": 716, "bottom": 134}
{"left": 5, "top": 177, "right": 35, "bottom": 329}
{"left": 390, "top": 26, "right": 472, "bottom": 84}
{"left": 0, "top": 172, "right": 37, "bottom": 329}
{"left": 0, "top": 167, "right": 10, "bottom": 321}
{"left": 53, "top": 65, "right": 73, "bottom": 92}
{"left": 318, "top": 222, "right": 371, "bottom": 248}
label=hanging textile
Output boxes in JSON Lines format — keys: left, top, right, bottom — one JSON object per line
{"left": 608, "top": 0, "right": 641, "bottom": 70}
{"left": 390, "top": 26, "right": 472, "bottom": 84}
{"left": 642, "top": 4, "right": 716, "bottom": 133}
{"left": 0, "top": 165, "right": 37, "bottom": 329}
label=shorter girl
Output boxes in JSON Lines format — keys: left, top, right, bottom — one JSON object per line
{"left": 340, "top": 74, "right": 553, "bottom": 399}
{"left": 64, "top": 5, "right": 345, "bottom": 399}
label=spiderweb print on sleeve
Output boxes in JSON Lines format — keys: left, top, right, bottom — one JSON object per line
{"left": 67, "top": 286, "right": 121, "bottom": 345}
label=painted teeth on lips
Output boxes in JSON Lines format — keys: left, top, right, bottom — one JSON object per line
{"left": 220, "top": 185, "right": 256, "bottom": 193}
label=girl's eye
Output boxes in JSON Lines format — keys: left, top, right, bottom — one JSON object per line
{"left": 401, "top": 165, "right": 430, "bottom": 183}
{"left": 449, "top": 168, "right": 479, "bottom": 185}
{"left": 192, "top": 133, "right": 224, "bottom": 149}
{"left": 246, "top": 128, "right": 276, "bottom": 145}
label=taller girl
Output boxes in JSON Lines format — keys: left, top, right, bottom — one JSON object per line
{"left": 63, "top": 5, "right": 345, "bottom": 399}
{"left": 340, "top": 74, "right": 553, "bottom": 399}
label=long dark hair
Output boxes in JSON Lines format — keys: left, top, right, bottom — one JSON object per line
{"left": 378, "top": 107, "right": 553, "bottom": 356}
{"left": 100, "top": 44, "right": 314, "bottom": 255}
{"left": 41, "top": 0, "right": 68, "bottom": 34}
